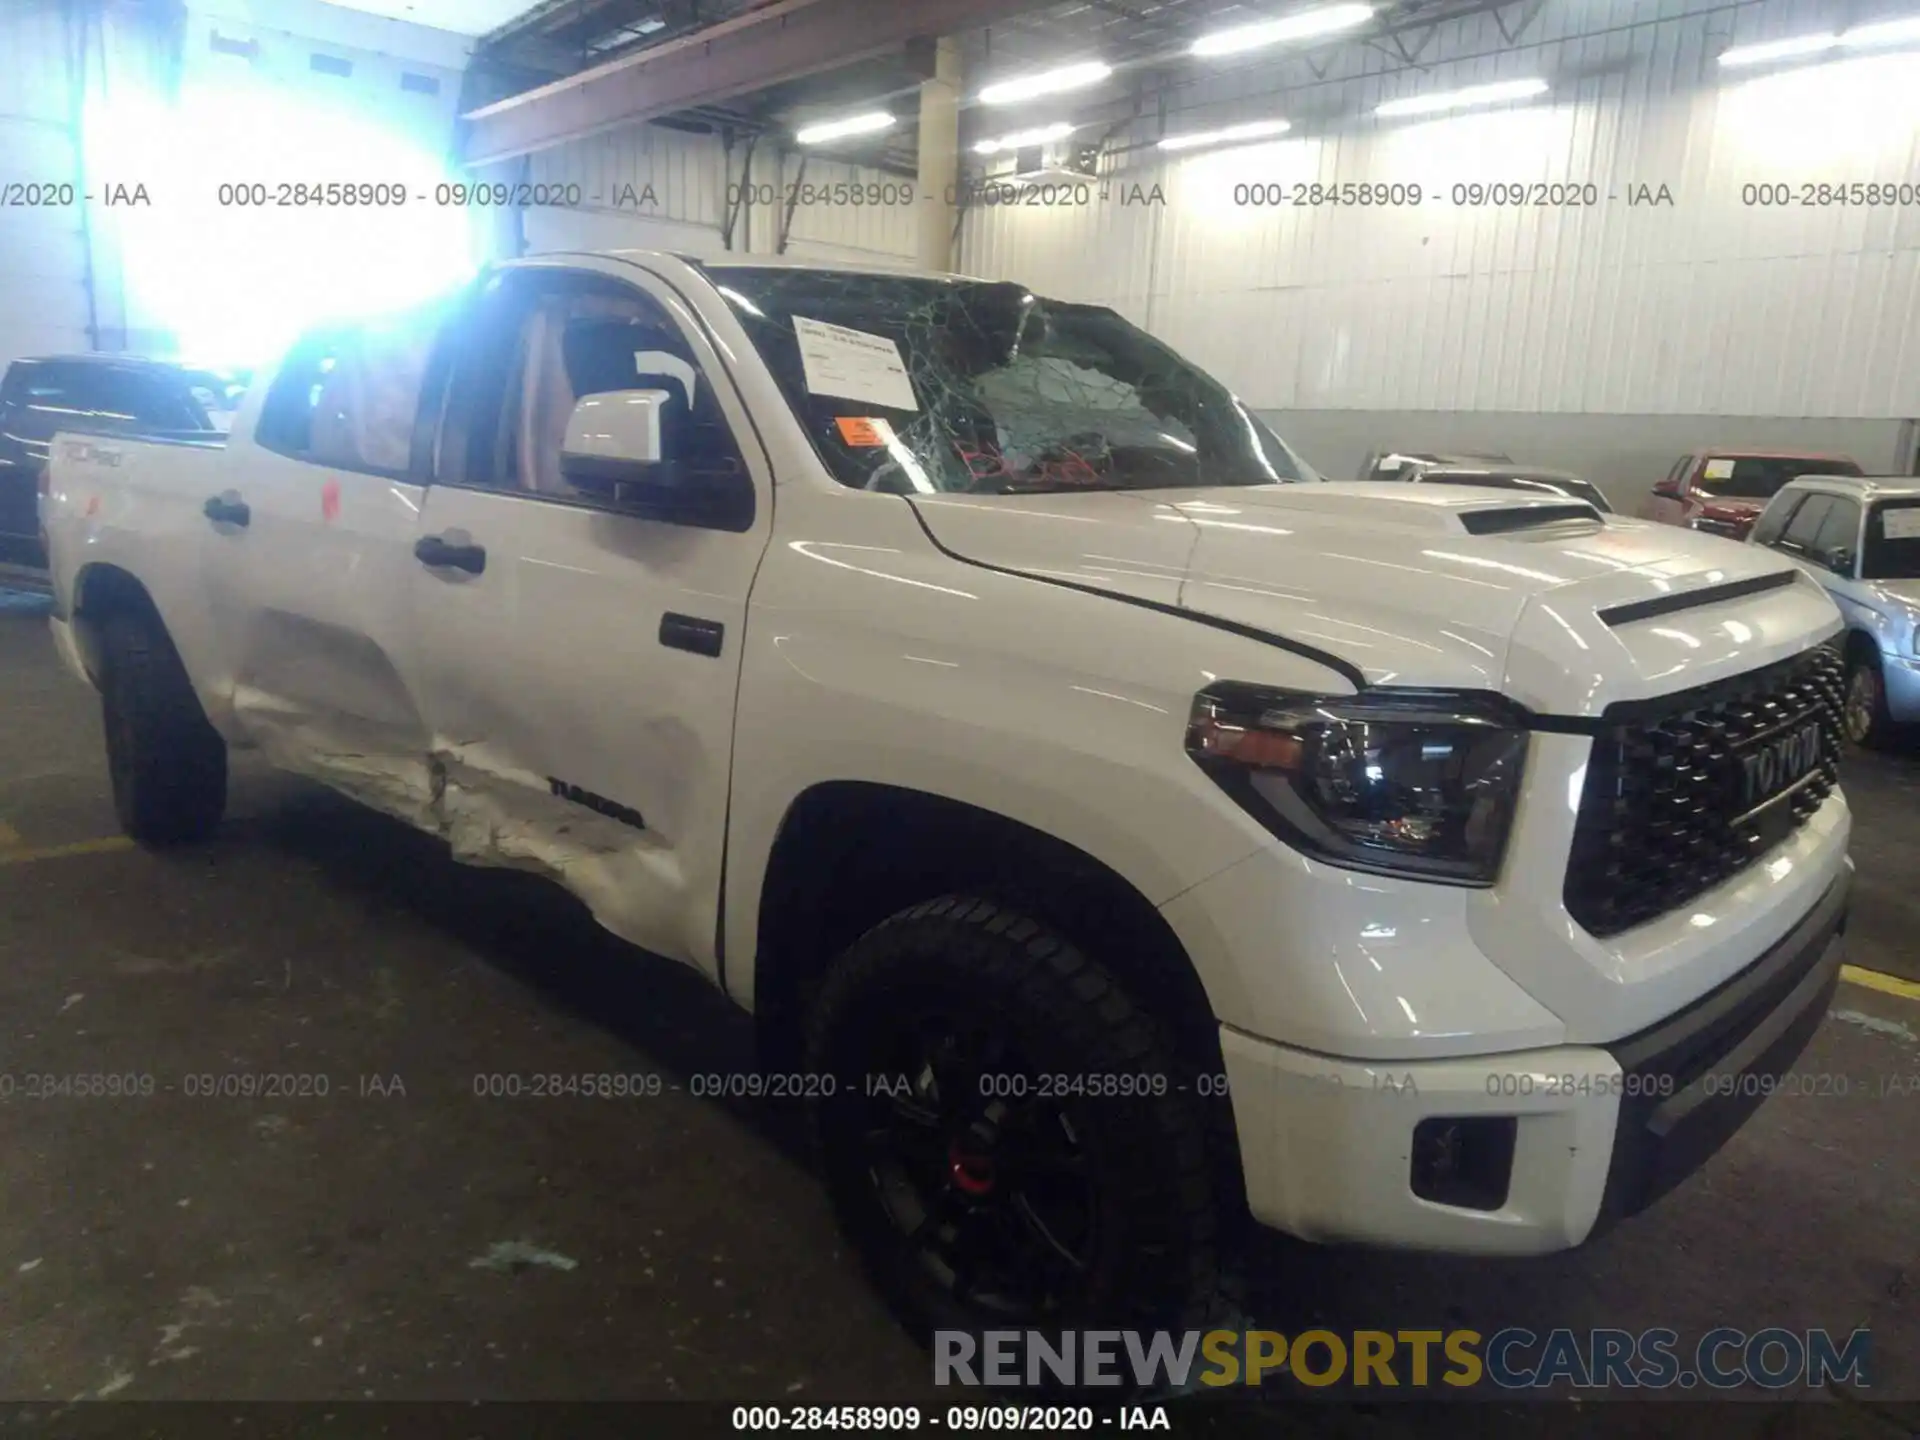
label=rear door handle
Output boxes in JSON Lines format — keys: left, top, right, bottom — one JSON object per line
{"left": 414, "top": 533, "right": 487, "bottom": 575}
{"left": 203, "top": 493, "right": 250, "bottom": 528}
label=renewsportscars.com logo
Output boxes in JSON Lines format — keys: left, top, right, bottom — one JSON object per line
{"left": 934, "top": 1327, "right": 1873, "bottom": 1392}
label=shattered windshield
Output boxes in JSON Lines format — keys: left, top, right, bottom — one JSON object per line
{"left": 704, "top": 266, "right": 1305, "bottom": 495}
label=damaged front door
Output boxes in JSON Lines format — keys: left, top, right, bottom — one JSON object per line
{"left": 406, "top": 263, "right": 772, "bottom": 977}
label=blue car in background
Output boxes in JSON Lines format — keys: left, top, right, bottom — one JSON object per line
{"left": 1749, "top": 474, "right": 1920, "bottom": 747}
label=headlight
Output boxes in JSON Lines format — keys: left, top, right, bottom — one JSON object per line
{"left": 1186, "top": 684, "right": 1528, "bottom": 884}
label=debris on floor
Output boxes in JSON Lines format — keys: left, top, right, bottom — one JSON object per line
{"left": 468, "top": 1241, "right": 580, "bottom": 1274}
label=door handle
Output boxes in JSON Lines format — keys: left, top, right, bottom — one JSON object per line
{"left": 414, "top": 533, "right": 487, "bottom": 575}
{"left": 659, "top": 612, "right": 724, "bottom": 657}
{"left": 203, "top": 493, "right": 250, "bottom": 528}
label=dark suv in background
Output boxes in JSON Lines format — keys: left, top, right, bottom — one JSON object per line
{"left": 1640, "top": 449, "right": 1864, "bottom": 540}
{"left": 0, "top": 355, "right": 242, "bottom": 561}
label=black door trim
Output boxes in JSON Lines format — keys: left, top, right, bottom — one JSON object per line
{"left": 660, "top": 612, "right": 724, "bottom": 657}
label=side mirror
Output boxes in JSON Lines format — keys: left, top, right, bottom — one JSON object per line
{"left": 557, "top": 388, "right": 754, "bottom": 531}
{"left": 1826, "top": 546, "right": 1855, "bottom": 576}
{"left": 560, "top": 389, "right": 668, "bottom": 490}
{"left": 1653, "top": 474, "right": 1683, "bottom": 498}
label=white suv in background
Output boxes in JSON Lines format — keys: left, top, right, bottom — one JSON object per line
{"left": 44, "top": 252, "right": 1852, "bottom": 1339}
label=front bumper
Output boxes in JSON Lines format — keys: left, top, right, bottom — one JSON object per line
{"left": 1222, "top": 872, "right": 1848, "bottom": 1255}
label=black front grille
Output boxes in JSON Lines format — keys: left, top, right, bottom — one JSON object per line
{"left": 1564, "top": 647, "right": 1844, "bottom": 937}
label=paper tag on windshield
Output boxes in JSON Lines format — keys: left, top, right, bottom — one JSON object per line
{"left": 1882, "top": 507, "right": 1920, "bottom": 540}
{"left": 835, "top": 416, "right": 895, "bottom": 447}
{"left": 793, "top": 317, "right": 919, "bottom": 412}
{"left": 1703, "top": 458, "right": 1735, "bottom": 480}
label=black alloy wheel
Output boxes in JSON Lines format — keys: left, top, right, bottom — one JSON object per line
{"left": 806, "top": 896, "right": 1219, "bottom": 1345}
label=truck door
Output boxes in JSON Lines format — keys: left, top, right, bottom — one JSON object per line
{"left": 200, "top": 305, "right": 453, "bottom": 821}
{"left": 407, "top": 264, "right": 773, "bottom": 976}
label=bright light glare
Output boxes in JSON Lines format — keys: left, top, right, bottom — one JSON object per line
{"left": 979, "top": 61, "right": 1111, "bottom": 106}
{"left": 1374, "top": 77, "right": 1548, "bottom": 117}
{"left": 1718, "top": 51, "right": 1920, "bottom": 166}
{"left": 794, "top": 110, "right": 895, "bottom": 145}
{"left": 1841, "top": 16, "right": 1920, "bottom": 47}
{"left": 82, "top": 76, "right": 482, "bottom": 369}
{"left": 1718, "top": 33, "right": 1839, "bottom": 66}
{"left": 1191, "top": 5, "right": 1374, "bottom": 56}
{"left": 1159, "top": 118, "right": 1293, "bottom": 151}
{"left": 974, "top": 122, "right": 1075, "bottom": 155}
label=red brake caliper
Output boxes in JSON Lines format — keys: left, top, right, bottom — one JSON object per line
{"left": 948, "top": 1138, "right": 995, "bottom": 1196}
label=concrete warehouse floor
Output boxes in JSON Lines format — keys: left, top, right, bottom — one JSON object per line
{"left": 0, "top": 598, "right": 1916, "bottom": 1435}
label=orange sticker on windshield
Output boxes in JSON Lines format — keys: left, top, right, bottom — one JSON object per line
{"left": 835, "top": 416, "right": 894, "bottom": 447}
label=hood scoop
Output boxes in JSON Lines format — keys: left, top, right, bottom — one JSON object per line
{"left": 1596, "top": 570, "right": 1798, "bottom": 628}
{"left": 1457, "top": 502, "right": 1603, "bottom": 536}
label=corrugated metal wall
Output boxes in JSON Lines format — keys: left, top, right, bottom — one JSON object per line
{"left": 0, "top": 2, "right": 93, "bottom": 367}
{"left": 523, "top": 123, "right": 921, "bottom": 263}
{"left": 961, "top": 0, "right": 1920, "bottom": 422}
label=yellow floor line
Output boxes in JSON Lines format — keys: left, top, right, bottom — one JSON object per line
{"left": 1841, "top": 964, "right": 1920, "bottom": 1004}
{"left": 0, "top": 820, "right": 22, "bottom": 849}
{"left": 0, "top": 836, "right": 135, "bottom": 866}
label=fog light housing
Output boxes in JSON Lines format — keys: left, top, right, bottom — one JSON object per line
{"left": 1410, "top": 1116, "right": 1517, "bottom": 1211}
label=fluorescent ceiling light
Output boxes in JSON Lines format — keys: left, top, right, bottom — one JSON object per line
{"left": 979, "top": 61, "right": 1111, "bottom": 106}
{"left": 794, "top": 111, "right": 894, "bottom": 145}
{"left": 1374, "top": 77, "right": 1548, "bottom": 117}
{"left": 1191, "top": 4, "right": 1374, "bottom": 56}
{"left": 1159, "top": 118, "right": 1292, "bottom": 151}
{"left": 974, "top": 121, "right": 1075, "bottom": 155}
{"left": 1840, "top": 16, "right": 1920, "bottom": 47}
{"left": 1718, "top": 33, "right": 1838, "bottom": 66}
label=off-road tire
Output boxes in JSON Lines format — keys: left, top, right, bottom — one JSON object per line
{"left": 99, "top": 610, "right": 227, "bottom": 844}
{"left": 805, "top": 894, "right": 1219, "bottom": 1347}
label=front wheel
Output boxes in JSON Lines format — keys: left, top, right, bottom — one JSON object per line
{"left": 1843, "top": 649, "right": 1896, "bottom": 749}
{"left": 805, "top": 895, "right": 1219, "bottom": 1343}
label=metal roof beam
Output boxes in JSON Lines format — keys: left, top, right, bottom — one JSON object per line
{"left": 459, "top": 0, "right": 1049, "bottom": 167}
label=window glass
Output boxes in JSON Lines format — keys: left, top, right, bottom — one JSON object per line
{"left": 180, "top": 369, "right": 245, "bottom": 432}
{"left": 449, "top": 277, "right": 745, "bottom": 502}
{"left": 1696, "top": 455, "right": 1863, "bottom": 500}
{"left": 1749, "top": 492, "right": 1802, "bottom": 546}
{"left": 1863, "top": 499, "right": 1920, "bottom": 580}
{"left": 1780, "top": 494, "right": 1836, "bottom": 550}
{"left": 1810, "top": 497, "right": 1859, "bottom": 560}
{"left": 7, "top": 360, "right": 203, "bottom": 429}
{"left": 257, "top": 304, "right": 445, "bottom": 472}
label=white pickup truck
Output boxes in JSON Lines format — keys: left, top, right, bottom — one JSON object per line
{"left": 44, "top": 251, "right": 1852, "bottom": 1339}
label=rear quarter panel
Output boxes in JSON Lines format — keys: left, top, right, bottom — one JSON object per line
{"left": 46, "top": 433, "right": 230, "bottom": 719}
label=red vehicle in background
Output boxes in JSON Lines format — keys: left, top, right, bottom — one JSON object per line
{"left": 1641, "top": 450, "right": 1865, "bottom": 540}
